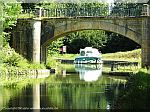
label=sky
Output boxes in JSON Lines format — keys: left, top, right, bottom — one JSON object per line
{"left": 107, "top": 0, "right": 114, "bottom": 3}
{"left": 106, "top": 0, "right": 149, "bottom": 3}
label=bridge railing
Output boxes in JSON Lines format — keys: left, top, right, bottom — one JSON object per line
{"left": 18, "top": 4, "right": 150, "bottom": 18}
{"left": 19, "top": 7, "right": 109, "bottom": 18}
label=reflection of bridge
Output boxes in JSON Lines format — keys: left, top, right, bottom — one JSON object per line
{"left": 11, "top": 4, "right": 150, "bottom": 67}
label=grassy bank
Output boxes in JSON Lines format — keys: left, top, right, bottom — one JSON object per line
{"left": 102, "top": 49, "right": 141, "bottom": 72}
{"left": 0, "top": 46, "right": 46, "bottom": 70}
{"left": 102, "top": 49, "right": 141, "bottom": 62}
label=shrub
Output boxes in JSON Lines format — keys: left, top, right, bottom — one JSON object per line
{"left": 113, "top": 69, "right": 150, "bottom": 109}
{"left": 28, "top": 63, "right": 46, "bottom": 69}
{"left": 46, "top": 57, "right": 57, "bottom": 69}
{"left": 0, "top": 46, "right": 46, "bottom": 70}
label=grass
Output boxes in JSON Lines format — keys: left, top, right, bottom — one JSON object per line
{"left": 102, "top": 49, "right": 141, "bottom": 72}
{"left": 102, "top": 49, "right": 141, "bottom": 62}
{"left": 54, "top": 53, "right": 79, "bottom": 60}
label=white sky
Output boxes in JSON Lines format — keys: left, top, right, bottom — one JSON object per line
{"left": 107, "top": 0, "right": 114, "bottom": 3}
{"left": 106, "top": 0, "right": 149, "bottom": 3}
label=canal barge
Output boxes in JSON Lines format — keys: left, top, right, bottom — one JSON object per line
{"left": 74, "top": 47, "right": 103, "bottom": 64}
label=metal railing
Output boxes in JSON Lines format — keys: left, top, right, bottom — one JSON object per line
{"left": 18, "top": 4, "right": 150, "bottom": 18}
{"left": 19, "top": 7, "right": 109, "bottom": 18}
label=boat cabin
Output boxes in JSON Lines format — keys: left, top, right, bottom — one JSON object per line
{"left": 74, "top": 47, "right": 102, "bottom": 64}
{"left": 80, "top": 47, "right": 101, "bottom": 57}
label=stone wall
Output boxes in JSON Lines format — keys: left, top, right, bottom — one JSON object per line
{"left": 141, "top": 17, "right": 150, "bottom": 67}
{"left": 12, "top": 19, "right": 33, "bottom": 61}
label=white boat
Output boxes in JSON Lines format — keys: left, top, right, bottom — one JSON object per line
{"left": 74, "top": 47, "right": 103, "bottom": 64}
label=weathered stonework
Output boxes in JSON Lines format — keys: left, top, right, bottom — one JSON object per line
{"left": 32, "top": 19, "right": 41, "bottom": 63}
{"left": 141, "top": 17, "right": 150, "bottom": 67}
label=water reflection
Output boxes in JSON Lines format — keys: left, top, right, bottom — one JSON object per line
{"left": 0, "top": 64, "right": 128, "bottom": 111}
{"left": 33, "top": 83, "right": 40, "bottom": 111}
{"left": 74, "top": 64, "right": 102, "bottom": 82}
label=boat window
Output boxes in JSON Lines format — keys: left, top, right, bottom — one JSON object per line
{"left": 86, "top": 51, "right": 93, "bottom": 56}
{"left": 80, "top": 51, "right": 85, "bottom": 56}
{"left": 86, "top": 51, "right": 92, "bottom": 53}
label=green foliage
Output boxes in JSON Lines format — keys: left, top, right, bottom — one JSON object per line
{"left": 0, "top": 45, "right": 45, "bottom": 71}
{"left": 63, "top": 30, "right": 107, "bottom": 53}
{"left": 47, "top": 38, "right": 64, "bottom": 56}
{"left": 28, "top": 63, "right": 46, "bottom": 69}
{"left": 113, "top": 69, "right": 150, "bottom": 109}
{"left": 1, "top": 32, "right": 10, "bottom": 47}
{"left": 46, "top": 56, "right": 57, "bottom": 68}
{"left": 0, "top": 46, "right": 24, "bottom": 66}
{"left": 2, "top": 3, "right": 22, "bottom": 29}
{"left": 102, "top": 49, "right": 141, "bottom": 62}
{"left": 56, "top": 54, "right": 79, "bottom": 60}
{"left": 101, "top": 33, "right": 140, "bottom": 53}
{"left": 21, "top": 3, "right": 36, "bottom": 9}
{"left": 0, "top": 2, "right": 22, "bottom": 47}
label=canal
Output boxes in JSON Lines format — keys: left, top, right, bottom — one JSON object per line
{"left": 0, "top": 64, "right": 127, "bottom": 111}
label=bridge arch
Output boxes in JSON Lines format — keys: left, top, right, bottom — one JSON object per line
{"left": 42, "top": 19, "right": 142, "bottom": 47}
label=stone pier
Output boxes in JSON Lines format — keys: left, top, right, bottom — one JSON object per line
{"left": 142, "top": 17, "right": 150, "bottom": 67}
{"left": 32, "top": 19, "right": 41, "bottom": 63}
{"left": 41, "top": 46, "right": 47, "bottom": 64}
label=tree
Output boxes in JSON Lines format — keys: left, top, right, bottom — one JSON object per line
{"left": 101, "top": 33, "right": 140, "bottom": 53}
{"left": 47, "top": 38, "right": 64, "bottom": 56}
{"left": 0, "top": 1, "right": 22, "bottom": 47}
{"left": 21, "top": 3, "right": 36, "bottom": 10}
{"left": 63, "top": 30, "right": 108, "bottom": 54}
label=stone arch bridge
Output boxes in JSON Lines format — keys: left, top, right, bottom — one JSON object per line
{"left": 12, "top": 10, "right": 150, "bottom": 67}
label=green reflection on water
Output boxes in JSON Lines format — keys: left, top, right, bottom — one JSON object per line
{"left": 0, "top": 64, "right": 127, "bottom": 110}
{"left": 0, "top": 86, "right": 23, "bottom": 111}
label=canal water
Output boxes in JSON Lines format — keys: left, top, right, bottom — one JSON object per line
{"left": 0, "top": 64, "right": 127, "bottom": 111}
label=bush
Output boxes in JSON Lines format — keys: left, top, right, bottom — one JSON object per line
{"left": 113, "top": 69, "right": 150, "bottom": 109}
{"left": 46, "top": 57, "right": 57, "bottom": 69}
{"left": 0, "top": 46, "right": 25, "bottom": 67}
{"left": 0, "top": 46, "right": 46, "bottom": 71}
{"left": 28, "top": 63, "right": 46, "bottom": 69}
